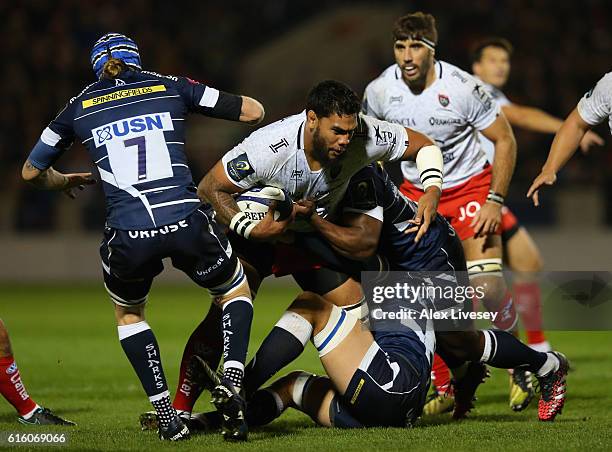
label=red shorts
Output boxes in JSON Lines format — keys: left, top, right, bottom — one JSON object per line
{"left": 400, "top": 165, "right": 500, "bottom": 241}
{"left": 500, "top": 206, "right": 521, "bottom": 242}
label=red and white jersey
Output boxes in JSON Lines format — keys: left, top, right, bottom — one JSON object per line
{"left": 221, "top": 111, "right": 408, "bottom": 231}
{"left": 577, "top": 71, "right": 612, "bottom": 134}
{"left": 478, "top": 80, "right": 511, "bottom": 163}
{"left": 363, "top": 61, "right": 500, "bottom": 189}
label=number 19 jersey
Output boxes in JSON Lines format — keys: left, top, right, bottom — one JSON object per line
{"left": 28, "top": 69, "right": 242, "bottom": 230}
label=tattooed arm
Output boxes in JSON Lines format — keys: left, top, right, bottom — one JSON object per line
{"left": 22, "top": 160, "right": 96, "bottom": 199}
{"left": 197, "top": 160, "right": 243, "bottom": 225}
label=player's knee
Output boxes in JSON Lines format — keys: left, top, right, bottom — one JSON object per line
{"left": 114, "top": 303, "right": 145, "bottom": 326}
{"left": 289, "top": 292, "right": 329, "bottom": 327}
{"left": 209, "top": 262, "right": 252, "bottom": 307}
{"left": 467, "top": 258, "right": 506, "bottom": 307}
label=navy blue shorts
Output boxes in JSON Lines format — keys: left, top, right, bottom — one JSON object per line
{"left": 330, "top": 333, "right": 431, "bottom": 428}
{"left": 100, "top": 207, "right": 238, "bottom": 306}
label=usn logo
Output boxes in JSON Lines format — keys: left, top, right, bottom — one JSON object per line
{"left": 92, "top": 112, "right": 174, "bottom": 147}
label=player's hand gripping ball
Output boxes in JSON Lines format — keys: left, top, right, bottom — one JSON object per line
{"left": 236, "top": 186, "right": 293, "bottom": 222}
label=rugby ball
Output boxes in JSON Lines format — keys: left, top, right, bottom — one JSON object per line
{"left": 236, "top": 186, "right": 293, "bottom": 222}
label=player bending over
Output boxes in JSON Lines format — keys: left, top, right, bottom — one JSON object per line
{"left": 21, "top": 33, "right": 264, "bottom": 441}
{"left": 163, "top": 80, "right": 444, "bottom": 427}
{"left": 0, "top": 319, "right": 74, "bottom": 425}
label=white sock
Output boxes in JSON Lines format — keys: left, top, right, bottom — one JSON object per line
{"left": 536, "top": 352, "right": 560, "bottom": 377}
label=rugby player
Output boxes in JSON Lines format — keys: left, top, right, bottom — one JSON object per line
{"left": 362, "top": 12, "right": 520, "bottom": 414}
{"left": 166, "top": 80, "right": 445, "bottom": 428}
{"left": 21, "top": 33, "right": 264, "bottom": 441}
{"left": 470, "top": 37, "right": 600, "bottom": 409}
{"left": 0, "top": 319, "right": 74, "bottom": 425}
{"left": 528, "top": 71, "right": 611, "bottom": 204}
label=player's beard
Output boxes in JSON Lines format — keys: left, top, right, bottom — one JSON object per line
{"left": 404, "top": 54, "right": 433, "bottom": 93}
{"left": 312, "top": 127, "right": 333, "bottom": 166}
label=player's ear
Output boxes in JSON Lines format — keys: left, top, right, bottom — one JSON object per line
{"left": 307, "top": 110, "right": 318, "bottom": 127}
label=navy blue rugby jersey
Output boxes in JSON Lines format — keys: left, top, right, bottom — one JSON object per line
{"left": 27, "top": 69, "right": 242, "bottom": 229}
{"left": 342, "top": 164, "right": 455, "bottom": 270}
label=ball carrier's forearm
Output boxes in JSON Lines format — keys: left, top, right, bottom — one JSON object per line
{"left": 197, "top": 170, "right": 241, "bottom": 226}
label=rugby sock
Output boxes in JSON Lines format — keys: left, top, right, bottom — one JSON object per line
{"left": 479, "top": 329, "right": 553, "bottom": 374}
{"left": 0, "top": 356, "right": 38, "bottom": 417}
{"left": 244, "top": 311, "right": 312, "bottom": 398}
{"left": 173, "top": 305, "right": 223, "bottom": 413}
{"left": 118, "top": 321, "right": 176, "bottom": 428}
{"left": 491, "top": 291, "right": 518, "bottom": 332}
{"left": 513, "top": 281, "right": 549, "bottom": 348}
{"left": 245, "top": 388, "right": 285, "bottom": 426}
{"left": 221, "top": 297, "right": 254, "bottom": 389}
{"left": 430, "top": 354, "right": 452, "bottom": 394}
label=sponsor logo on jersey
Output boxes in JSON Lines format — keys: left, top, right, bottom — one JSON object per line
{"left": 141, "top": 70, "right": 178, "bottom": 82}
{"left": 472, "top": 84, "right": 493, "bottom": 111}
{"left": 227, "top": 153, "right": 255, "bottom": 182}
{"left": 374, "top": 125, "right": 396, "bottom": 146}
{"left": 429, "top": 117, "right": 462, "bottom": 126}
{"left": 6, "top": 362, "right": 17, "bottom": 375}
{"left": 291, "top": 169, "right": 304, "bottom": 180}
{"left": 442, "top": 151, "right": 455, "bottom": 164}
{"left": 438, "top": 93, "right": 450, "bottom": 107}
{"left": 127, "top": 220, "right": 189, "bottom": 239}
{"left": 92, "top": 112, "right": 174, "bottom": 146}
{"left": 82, "top": 84, "right": 167, "bottom": 108}
{"left": 451, "top": 70, "right": 468, "bottom": 83}
{"left": 390, "top": 95, "right": 403, "bottom": 104}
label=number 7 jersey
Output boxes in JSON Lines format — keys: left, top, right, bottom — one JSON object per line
{"left": 28, "top": 69, "right": 242, "bottom": 230}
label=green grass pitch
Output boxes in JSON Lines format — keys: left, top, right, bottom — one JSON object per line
{"left": 0, "top": 283, "right": 611, "bottom": 451}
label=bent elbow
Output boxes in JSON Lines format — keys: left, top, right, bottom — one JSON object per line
{"left": 21, "top": 161, "right": 41, "bottom": 182}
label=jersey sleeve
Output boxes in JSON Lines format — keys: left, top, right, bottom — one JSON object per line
{"left": 175, "top": 76, "right": 243, "bottom": 121}
{"left": 342, "top": 165, "right": 384, "bottom": 222}
{"left": 362, "top": 81, "right": 385, "bottom": 119}
{"left": 27, "top": 100, "right": 76, "bottom": 170}
{"left": 361, "top": 114, "right": 408, "bottom": 163}
{"left": 221, "top": 129, "right": 277, "bottom": 190}
{"left": 577, "top": 73, "right": 612, "bottom": 126}
{"left": 461, "top": 76, "right": 500, "bottom": 131}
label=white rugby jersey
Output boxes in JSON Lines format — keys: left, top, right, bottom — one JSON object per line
{"left": 221, "top": 111, "right": 408, "bottom": 231}
{"left": 479, "top": 80, "right": 511, "bottom": 163}
{"left": 577, "top": 72, "right": 612, "bottom": 134}
{"left": 363, "top": 61, "right": 500, "bottom": 189}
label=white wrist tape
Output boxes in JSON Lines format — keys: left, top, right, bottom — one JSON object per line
{"left": 229, "top": 211, "right": 257, "bottom": 239}
{"left": 416, "top": 145, "right": 443, "bottom": 191}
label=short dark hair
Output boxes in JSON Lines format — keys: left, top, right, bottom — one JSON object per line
{"left": 306, "top": 80, "right": 361, "bottom": 118}
{"left": 471, "top": 37, "right": 513, "bottom": 64}
{"left": 393, "top": 12, "right": 438, "bottom": 45}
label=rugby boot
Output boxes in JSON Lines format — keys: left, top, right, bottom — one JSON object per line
{"left": 509, "top": 368, "right": 534, "bottom": 411}
{"left": 18, "top": 407, "right": 75, "bottom": 426}
{"left": 536, "top": 352, "right": 569, "bottom": 421}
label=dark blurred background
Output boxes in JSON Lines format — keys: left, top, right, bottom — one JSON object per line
{"left": 1, "top": 0, "right": 611, "bottom": 279}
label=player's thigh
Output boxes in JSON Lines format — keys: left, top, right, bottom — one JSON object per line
{"left": 292, "top": 268, "right": 361, "bottom": 304}
{"left": 505, "top": 227, "right": 544, "bottom": 273}
{"left": 461, "top": 234, "right": 503, "bottom": 261}
{"left": 170, "top": 208, "right": 243, "bottom": 291}
{"left": 320, "top": 321, "right": 374, "bottom": 394}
